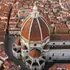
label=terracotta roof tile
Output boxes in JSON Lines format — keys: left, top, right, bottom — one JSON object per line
{"left": 50, "top": 34, "right": 70, "bottom": 41}
{"left": 30, "top": 18, "right": 41, "bottom": 41}
{"left": 29, "top": 48, "right": 41, "bottom": 58}
{"left": 49, "top": 64, "right": 70, "bottom": 70}
{"left": 21, "top": 18, "right": 32, "bottom": 40}
{"left": 38, "top": 17, "right": 49, "bottom": 39}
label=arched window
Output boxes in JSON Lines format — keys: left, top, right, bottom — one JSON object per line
{"left": 63, "top": 43, "right": 65, "bottom": 45}
{"left": 32, "top": 62, "right": 38, "bottom": 66}
{"left": 34, "top": 44, "right": 37, "bottom": 46}
{"left": 39, "top": 60, "right": 44, "bottom": 65}
{"left": 42, "top": 56, "right": 46, "bottom": 60}
{"left": 17, "top": 49, "right": 21, "bottom": 53}
{"left": 25, "top": 56, "right": 28, "bottom": 59}
{"left": 53, "top": 43, "right": 55, "bottom": 45}
{"left": 35, "top": 68, "right": 37, "bottom": 70}
{"left": 27, "top": 60, "right": 32, "bottom": 65}
{"left": 49, "top": 57, "right": 51, "bottom": 60}
{"left": 52, "top": 53, "right": 54, "bottom": 56}
{"left": 13, "top": 48, "right": 17, "bottom": 51}
{"left": 62, "top": 53, "right": 64, "bottom": 56}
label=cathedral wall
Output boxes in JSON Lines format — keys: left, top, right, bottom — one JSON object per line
{"left": 47, "top": 49, "right": 70, "bottom": 61}
{"left": 48, "top": 41, "right": 70, "bottom": 45}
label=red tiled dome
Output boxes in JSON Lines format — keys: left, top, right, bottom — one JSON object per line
{"left": 29, "top": 48, "right": 41, "bottom": 58}
{"left": 21, "top": 5, "right": 49, "bottom": 42}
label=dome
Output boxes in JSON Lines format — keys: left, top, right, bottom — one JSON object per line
{"left": 21, "top": 5, "right": 50, "bottom": 42}
{"left": 29, "top": 48, "right": 41, "bottom": 58}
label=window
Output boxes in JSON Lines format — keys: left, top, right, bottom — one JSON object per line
{"left": 53, "top": 43, "right": 55, "bottom": 45}
{"left": 32, "top": 62, "right": 38, "bottom": 66}
{"left": 39, "top": 60, "right": 44, "bottom": 65}
{"left": 42, "top": 56, "right": 46, "bottom": 60}
{"left": 63, "top": 43, "right": 65, "bottom": 45}
{"left": 17, "top": 50, "right": 21, "bottom": 53}
{"left": 49, "top": 57, "right": 51, "bottom": 60}
{"left": 25, "top": 56, "right": 28, "bottom": 59}
{"left": 34, "top": 44, "right": 37, "bottom": 46}
{"left": 35, "top": 68, "right": 37, "bottom": 70}
{"left": 13, "top": 48, "right": 17, "bottom": 51}
{"left": 62, "top": 53, "right": 64, "bottom": 56}
{"left": 52, "top": 53, "right": 54, "bottom": 56}
{"left": 24, "top": 45, "right": 28, "bottom": 49}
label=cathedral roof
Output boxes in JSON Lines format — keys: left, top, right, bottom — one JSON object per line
{"left": 50, "top": 34, "right": 70, "bottom": 41}
{"left": 21, "top": 4, "right": 50, "bottom": 43}
{"left": 49, "top": 64, "right": 70, "bottom": 70}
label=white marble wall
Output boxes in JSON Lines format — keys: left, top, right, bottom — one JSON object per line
{"left": 46, "top": 49, "right": 70, "bottom": 61}
{"left": 48, "top": 41, "right": 70, "bottom": 45}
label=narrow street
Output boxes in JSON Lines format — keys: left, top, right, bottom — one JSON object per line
{"left": 4, "top": 34, "right": 28, "bottom": 70}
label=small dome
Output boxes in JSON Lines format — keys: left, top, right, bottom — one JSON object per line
{"left": 29, "top": 48, "right": 41, "bottom": 58}
{"left": 21, "top": 5, "right": 49, "bottom": 43}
